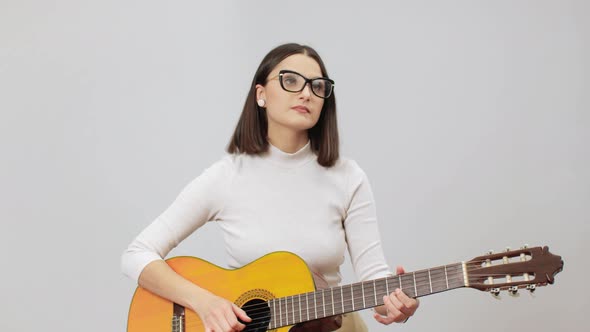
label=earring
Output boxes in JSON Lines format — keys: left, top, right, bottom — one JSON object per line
{"left": 257, "top": 99, "right": 266, "bottom": 107}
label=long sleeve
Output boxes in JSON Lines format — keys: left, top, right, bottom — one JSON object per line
{"left": 121, "top": 157, "right": 233, "bottom": 283}
{"left": 343, "top": 161, "right": 393, "bottom": 282}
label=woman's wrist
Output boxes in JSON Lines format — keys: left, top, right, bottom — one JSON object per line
{"left": 182, "top": 284, "right": 211, "bottom": 312}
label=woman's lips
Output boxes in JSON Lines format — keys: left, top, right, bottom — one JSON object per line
{"left": 291, "top": 106, "right": 310, "bottom": 113}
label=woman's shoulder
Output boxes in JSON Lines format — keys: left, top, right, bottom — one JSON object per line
{"left": 192, "top": 154, "right": 237, "bottom": 181}
{"left": 204, "top": 152, "right": 254, "bottom": 175}
{"left": 319, "top": 156, "right": 370, "bottom": 191}
{"left": 331, "top": 156, "right": 367, "bottom": 177}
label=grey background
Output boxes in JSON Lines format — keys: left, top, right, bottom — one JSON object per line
{"left": 1, "top": 0, "right": 588, "bottom": 331}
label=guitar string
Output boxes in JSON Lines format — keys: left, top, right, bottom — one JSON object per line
{"left": 175, "top": 258, "right": 540, "bottom": 330}
{"left": 221, "top": 268, "right": 536, "bottom": 318}
{"left": 236, "top": 268, "right": 536, "bottom": 316}
{"left": 182, "top": 288, "right": 540, "bottom": 329}
{"left": 232, "top": 264, "right": 537, "bottom": 315}
{"left": 186, "top": 268, "right": 538, "bottom": 321}
{"left": 180, "top": 275, "right": 490, "bottom": 331}
{"left": 179, "top": 272, "right": 536, "bottom": 330}
{"left": 180, "top": 286, "right": 524, "bottom": 330}
{"left": 178, "top": 256, "right": 536, "bottom": 319}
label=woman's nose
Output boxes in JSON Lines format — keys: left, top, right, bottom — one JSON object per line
{"left": 300, "top": 83, "right": 312, "bottom": 98}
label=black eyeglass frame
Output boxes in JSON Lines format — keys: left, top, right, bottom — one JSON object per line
{"left": 272, "top": 70, "right": 335, "bottom": 99}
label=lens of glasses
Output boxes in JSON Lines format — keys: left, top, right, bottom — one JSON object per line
{"left": 280, "top": 71, "right": 333, "bottom": 98}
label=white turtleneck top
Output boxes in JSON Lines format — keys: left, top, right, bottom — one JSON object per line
{"left": 121, "top": 142, "right": 392, "bottom": 287}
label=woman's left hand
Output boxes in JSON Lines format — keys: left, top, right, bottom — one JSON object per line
{"left": 373, "top": 266, "right": 420, "bottom": 325}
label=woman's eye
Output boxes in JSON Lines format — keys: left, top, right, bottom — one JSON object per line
{"left": 313, "top": 82, "right": 325, "bottom": 91}
{"left": 284, "top": 77, "right": 297, "bottom": 85}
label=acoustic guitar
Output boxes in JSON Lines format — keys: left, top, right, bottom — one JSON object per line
{"left": 126, "top": 245, "right": 563, "bottom": 331}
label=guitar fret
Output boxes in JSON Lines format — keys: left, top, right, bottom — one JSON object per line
{"left": 287, "top": 296, "right": 290, "bottom": 325}
{"left": 299, "top": 294, "right": 302, "bottom": 324}
{"left": 386, "top": 276, "right": 390, "bottom": 295}
{"left": 445, "top": 265, "right": 449, "bottom": 289}
{"left": 291, "top": 296, "right": 295, "bottom": 325}
{"left": 413, "top": 272, "right": 417, "bottom": 297}
{"left": 361, "top": 282, "right": 366, "bottom": 308}
{"left": 298, "top": 294, "right": 302, "bottom": 324}
{"left": 340, "top": 287, "right": 344, "bottom": 312}
{"left": 428, "top": 269, "right": 433, "bottom": 293}
{"left": 306, "top": 292, "right": 309, "bottom": 322}
{"left": 284, "top": 296, "right": 288, "bottom": 326}
{"left": 331, "top": 288, "right": 335, "bottom": 315}
{"left": 322, "top": 290, "right": 327, "bottom": 317}
{"left": 272, "top": 299, "right": 276, "bottom": 329}
{"left": 279, "top": 298, "right": 283, "bottom": 327}
{"left": 373, "top": 279, "right": 377, "bottom": 305}
{"left": 287, "top": 296, "right": 291, "bottom": 325}
{"left": 314, "top": 290, "right": 317, "bottom": 319}
{"left": 286, "top": 296, "right": 290, "bottom": 326}
{"left": 351, "top": 284, "right": 354, "bottom": 311}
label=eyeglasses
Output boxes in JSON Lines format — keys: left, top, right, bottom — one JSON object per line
{"left": 269, "top": 70, "right": 335, "bottom": 99}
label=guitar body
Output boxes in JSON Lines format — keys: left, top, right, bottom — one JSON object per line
{"left": 127, "top": 252, "right": 316, "bottom": 332}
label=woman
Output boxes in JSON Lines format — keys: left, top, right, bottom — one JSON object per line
{"left": 122, "top": 43, "right": 419, "bottom": 331}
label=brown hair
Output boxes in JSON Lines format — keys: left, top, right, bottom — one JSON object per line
{"left": 226, "top": 43, "right": 339, "bottom": 167}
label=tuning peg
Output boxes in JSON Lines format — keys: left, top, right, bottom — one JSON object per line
{"left": 526, "top": 284, "right": 536, "bottom": 293}
{"left": 505, "top": 247, "right": 511, "bottom": 252}
{"left": 508, "top": 286, "right": 519, "bottom": 297}
{"left": 487, "top": 249, "right": 494, "bottom": 255}
{"left": 521, "top": 244, "right": 529, "bottom": 249}
{"left": 490, "top": 288, "right": 501, "bottom": 298}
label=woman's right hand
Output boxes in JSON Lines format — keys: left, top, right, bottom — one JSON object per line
{"left": 191, "top": 290, "right": 252, "bottom": 332}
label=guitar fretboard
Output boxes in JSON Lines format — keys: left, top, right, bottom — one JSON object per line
{"left": 268, "top": 262, "right": 465, "bottom": 329}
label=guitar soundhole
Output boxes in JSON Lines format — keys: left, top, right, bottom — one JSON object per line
{"left": 241, "top": 298, "right": 271, "bottom": 332}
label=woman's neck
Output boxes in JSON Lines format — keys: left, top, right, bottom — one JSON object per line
{"left": 267, "top": 129, "right": 309, "bottom": 153}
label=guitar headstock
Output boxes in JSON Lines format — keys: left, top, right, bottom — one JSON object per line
{"left": 465, "top": 245, "right": 563, "bottom": 297}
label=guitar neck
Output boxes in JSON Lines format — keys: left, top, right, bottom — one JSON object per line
{"left": 268, "top": 262, "right": 466, "bottom": 329}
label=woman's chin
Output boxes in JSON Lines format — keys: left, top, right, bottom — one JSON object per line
{"left": 288, "top": 119, "right": 318, "bottom": 131}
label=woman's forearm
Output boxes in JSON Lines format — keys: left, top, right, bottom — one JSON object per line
{"left": 137, "top": 260, "right": 208, "bottom": 311}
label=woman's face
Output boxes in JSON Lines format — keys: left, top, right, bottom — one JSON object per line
{"left": 256, "top": 54, "right": 325, "bottom": 135}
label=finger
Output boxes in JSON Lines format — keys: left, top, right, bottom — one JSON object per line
{"left": 383, "top": 295, "right": 407, "bottom": 323}
{"left": 212, "top": 309, "right": 234, "bottom": 332}
{"left": 395, "top": 288, "right": 419, "bottom": 311}
{"left": 373, "top": 312, "right": 395, "bottom": 325}
{"left": 225, "top": 314, "right": 245, "bottom": 331}
{"left": 374, "top": 294, "right": 412, "bottom": 326}
{"left": 233, "top": 303, "right": 252, "bottom": 322}
{"left": 373, "top": 300, "right": 398, "bottom": 326}
{"left": 228, "top": 312, "right": 247, "bottom": 331}
{"left": 395, "top": 265, "right": 405, "bottom": 275}
{"left": 223, "top": 307, "right": 244, "bottom": 331}
{"left": 388, "top": 289, "right": 414, "bottom": 316}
